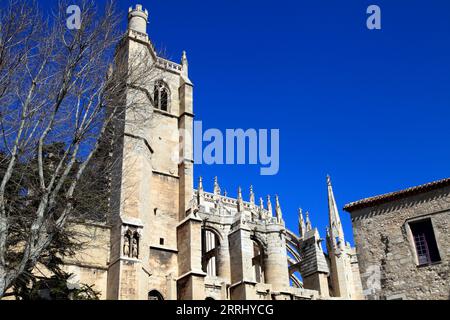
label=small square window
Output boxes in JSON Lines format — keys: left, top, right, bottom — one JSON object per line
{"left": 409, "top": 219, "right": 441, "bottom": 266}
{"left": 159, "top": 238, "right": 164, "bottom": 245}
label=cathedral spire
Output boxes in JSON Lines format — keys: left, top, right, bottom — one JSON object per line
{"left": 275, "top": 195, "right": 283, "bottom": 223}
{"left": 213, "top": 176, "right": 221, "bottom": 195}
{"left": 298, "top": 208, "right": 306, "bottom": 237}
{"left": 259, "top": 197, "right": 264, "bottom": 210}
{"left": 327, "top": 175, "right": 345, "bottom": 249}
{"left": 305, "top": 211, "right": 312, "bottom": 232}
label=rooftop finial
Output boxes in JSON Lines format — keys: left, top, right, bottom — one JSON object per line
{"left": 196, "top": 176, "right": 204, "bottom": 205}
{"left": 213, "top": 176, "right": 221, "bottom": 195}
{"left": 181, "top": 50, "right": 189, "bottom": 77}
{"left": 298, "top": 208, "right": 306, "bottom": 237}
{"left": 259, "top": 197, "right": 264, "bottom": 210}
{"left": 237, "top": 186, "right": 244, "bottom": 212}
{"left": 198, "top": 176, "right": 203, "bottom": 192}
{"left": 275, "top": 195, "right": 283, "bottom": 223}
{"left": 249, "top": 185, "right": 255, "bottom": 206}
{"left": 266, "top": 195, "right": 273, "bottom": 216}
{"left": 305, "top": 211, "right": 312, "bottom": 232}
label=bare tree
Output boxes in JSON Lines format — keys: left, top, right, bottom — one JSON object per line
{"left": 0, "top": 0, "right": 158, "bottom": 298}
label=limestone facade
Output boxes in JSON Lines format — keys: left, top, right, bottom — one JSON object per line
{"left": 62, "top": 4, "right": 363, "bottom": 300}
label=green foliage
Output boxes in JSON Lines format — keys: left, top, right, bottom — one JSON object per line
{"left": 14, "top": 271, "right": 100, "bottom": 300}
{"left": 1, "top": 142, "right": 109, "bottom": 299}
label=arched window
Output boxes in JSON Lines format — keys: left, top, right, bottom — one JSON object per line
{"left": 252, "top": 240, "right": 265, "bottom": 283}
{"left": 153, "top": 81, "right": 169, "bottom": 112}
{"left": 148, "top": 290, "right": 164, "bottom": 300}
{"left": 201, "top": 229, "right": 220, "bottom": 277}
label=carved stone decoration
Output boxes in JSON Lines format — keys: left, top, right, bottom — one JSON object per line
{"left": 131, "top": 234, "right": 139, "bottom": 258}
{"left": 191, "top": 196, "right": 199, "bottom": 216}
{"left": 122, "top": 226, "right": 141, "bottom": 259}
{"left": 123, "top": 233, "right": 131, "bottom": 257}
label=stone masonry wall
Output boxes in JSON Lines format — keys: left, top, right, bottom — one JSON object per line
{"left": 350, "top": 186, "right": 450, "bottom": 300}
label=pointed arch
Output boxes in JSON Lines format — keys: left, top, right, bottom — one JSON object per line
{"left": 148, "top": 290, "right": 164, "bottom": 300}
{"left": 290, "top": 273, "right": 303, "bottom": 288}
{"left": 248, "top": 236, "right": 266, "bottom": 284}
{"left": 201, "top": 227, "right": 221, "bottom": 277}
{"left": 286, "top": 242, "right": 301, "bottom": 262}
{"left": 153, "top": 80, "right": 170, "bottom": 112}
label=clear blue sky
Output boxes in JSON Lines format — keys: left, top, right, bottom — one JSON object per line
{"left": 42, "top": 0, "right": 450, "bottom": 244}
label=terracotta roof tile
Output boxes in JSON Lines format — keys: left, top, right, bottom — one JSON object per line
{"left": 343, "top": 177, "right": 450, "bottom": 212}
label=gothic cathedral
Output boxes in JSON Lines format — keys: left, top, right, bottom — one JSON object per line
{"left": 65, "top": 5, "right": 364, "bottom": 300}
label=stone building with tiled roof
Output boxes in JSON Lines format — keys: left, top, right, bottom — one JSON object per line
{"left": 344, "top": 178, "right": 450, "bottom": 300}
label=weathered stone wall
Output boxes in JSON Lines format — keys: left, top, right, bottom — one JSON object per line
{"left": 63, "top": 223, "right": 110, "bottom": 299}
{"left": 204, "top": 278, "right": 227, "bottom": 300}
{"left": 302, "top": 273, "right": 329, "bottom": 297}
{"left": 350, "top": 186, "right": 450, "bottom": 300}
{"left": 349, "top": 249, "right": 364, "bottom": 300}
{"left": 149, "top": 173, "right": 179, "bottom": 252}
{"left": 148, "top": 248, "right": 177, "bottom": 299}
{"left": 263, "top": 228, "right": 290, "bottom": 291}
{"left": 299, "top": 229, "right": 329, "bottom": 279}
{"left": 64, "top": 264, "right": 108, "bottom": 298}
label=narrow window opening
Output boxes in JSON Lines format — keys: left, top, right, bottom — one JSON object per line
{"left": 252, "top": 240, "right": 265, "bottom": 283}
{"left": 410, "top": 219, "right": 440, "bottom": 266}
{"left": 153, "top": 81, "right": 169, "bottom": 111}
{"left": 159, "top": 238, "right": 164, "bottom": 245}
{"left": 160, "top": 89, "right": 168, "bottom": 111}
{"left": 201, "top": 229, "right": 220, "bottom": 277}
{"left": 153, "top": 84, "right": 160, "bottom": 108}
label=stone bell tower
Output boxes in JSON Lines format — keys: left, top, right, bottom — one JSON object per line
{"left": 106, "top": 4, "right": 195, "bottom": 300}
